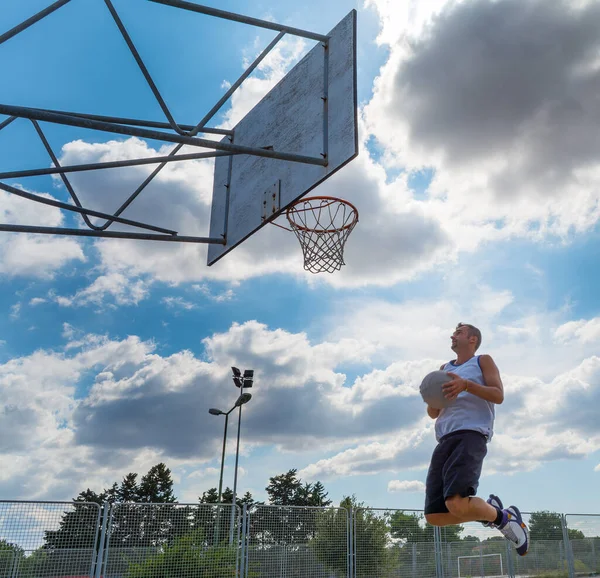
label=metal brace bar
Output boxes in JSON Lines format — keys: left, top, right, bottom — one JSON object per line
{"left": 322, "top": 39, "right": 329, "bottom": 161}
{"left": 0, "top": 116, "right": 17, "bottom": 132}
{"left": 36, "top": 108, "right": 232, "bottom": 135}
{"left": 0, "top": 224, "right": 225, "bottom": 244}
{"left": 149, "top": 0, "right": 330, "bottom": 42}
{"left": 0, "top": 104, "right": 329, "bottom": 166}
{"left": 0, "top": 181, "right": 178, "bottom": 235}
{"left": 0, "top": 150, "right": 233, "bottom": 180}
{"left": 0, "top": 0, "right": 73, "bottom": 46}
{"left": 195, "top": 30, "right": 286, "bottom": 132}
{"left": 31, "top": 119, "right": 102, "bottom": 231}
{"left": 103, "top": 0, "right": 191, "bottom": 137}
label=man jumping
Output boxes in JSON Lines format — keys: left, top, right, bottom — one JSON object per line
{"left": 424, "top": 323, "right": 529, "bottom": 556}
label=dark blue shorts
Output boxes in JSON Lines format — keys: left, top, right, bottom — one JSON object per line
{"left": 424, "top": 429, "right": 488, "bottom": 515}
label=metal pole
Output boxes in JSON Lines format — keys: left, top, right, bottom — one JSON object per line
{"left": 37, "top": 108, "right": 231, "bottom": 135}
{"left": 239, "top": 503, "right": 248, "bottom": 578}
{"left": 94, "top": 503, "right": 109, "bottom": 578}
{"left": 148, "top": 0, "right": 330, "bottom": 42}
{"left": 230, "top": 403, "right": 244, "bottom": 544}
{"left": 562, "top": 514, "right": 576, "bottom": 578}
{"left": 0, "top": 0, "right": 73, "bottom": 46}
{"left": 217, "top": 412, "right": 229, "bottom": 504}
{"left": 0, "top": 150, "right": 233, "bottom": 180}
{"left": 0, "top": 104, "right": 328, "bottom": 166}
{"left": 0, "top": 224, "right": 224, "bottom": 244}
{"left": 0, "top": 177, "right": 177, "bottom": 236}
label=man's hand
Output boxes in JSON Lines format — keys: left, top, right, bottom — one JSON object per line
{"left": 443, "top": 372, "right": 468, "bottom": 401}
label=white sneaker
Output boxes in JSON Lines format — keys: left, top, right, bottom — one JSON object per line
{"left": 498, "top": 505, "right": 529, "bottom": 556}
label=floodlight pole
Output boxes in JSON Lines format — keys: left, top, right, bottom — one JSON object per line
{"left": 216, "top": 412, "right": 230, "bottom": 504}
{"left": 230, "top": 401, "right": 244, "bottom": 544}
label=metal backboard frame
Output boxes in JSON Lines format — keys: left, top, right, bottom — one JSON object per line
{"left": 0, "top": 1, "right": 358, "bottom": 262}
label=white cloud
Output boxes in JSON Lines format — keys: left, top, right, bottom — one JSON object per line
{"left": 0, "top": 188, "right": 85, "bottom": 278}
{"left": 387, "top": 480, "right": 426, "bottom": 493}
{"left": 162, "top": 296, "right": 196, "bottom": 310}
{"left": 554, "top": 318, "right": 600, "bottom": 344}
{"left": 2, "top": 306, "right": 600, "bottom": 500}
{"left": 29, "top": 297, "right": 47, "bottom": 306}
{"left": 54, "top": 273, "right": 149, "bottom": 308}
{"left": 365, "top": 0, "right": 600, "bottom": 248}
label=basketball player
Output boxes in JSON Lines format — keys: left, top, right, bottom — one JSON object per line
{"left": 423, "top": 323, "right": 529, "bottom": 556}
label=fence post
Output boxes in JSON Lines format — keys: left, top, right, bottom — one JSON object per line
{"left": 239, "top": 503, "right": 247, "bottom": 578}
{"left": 348, "top": 507, "right": 353, "bottom": 578}
{"left": 434, "top": 526, "right": 444, "bottom": 578}
{"left": 505, "top": 538, "right": 515, "bottom": 578}
{"left": 94, "top": 502, "right": 109, "bottom": 578}
{"left": 561, "top": 514, "right": 575, "bottom": 578}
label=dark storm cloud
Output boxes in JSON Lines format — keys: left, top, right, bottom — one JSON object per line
{"left": 390, "top": 0, "right": 600, "bottom": 193}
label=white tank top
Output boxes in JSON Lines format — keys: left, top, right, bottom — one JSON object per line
{"left": 435, "top": 355, "right": 495, "bottom": 442}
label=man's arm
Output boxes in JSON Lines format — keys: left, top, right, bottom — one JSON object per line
{"left": 443, "top": 355, "right": 505, "bottom": 404}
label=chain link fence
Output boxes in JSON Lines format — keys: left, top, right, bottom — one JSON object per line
{"left": 439, "top": 520, "right": 512, "bottom": 578}
{"left": 353, "top": 508, "right": 436, "bottom": 578}
{"left": 102, "top": 502, "right": 241, "bottom": 578}
{"left": 565, "top": 514, "right": 600, "bottom": 577}
{"left": 0, "top": 499, "right": 101, "bottom": 578}
{"left": 0, "top": 500, "right": 598, "bottom": 577}
{"left": 244, "top": 505, "right": 349, "bottom": 577}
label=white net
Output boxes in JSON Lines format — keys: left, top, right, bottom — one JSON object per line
{"left": 285, "top": 196, "right": 358, "bottom": 274}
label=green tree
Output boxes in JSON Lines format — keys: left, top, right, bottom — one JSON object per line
{"left": 0, "top": 539, "right": 23, "bottom": 576}
{"left": 124, "top": 528, "right": 240, "bottom": 578}
{"left": 529, "top": 511, "right": 569, "bottom": 541}
{"left": 248, "top": 470, "right": 333, "bottom": 547}
{"left": 341, "top": 495, "right": 391, "bottom": 578}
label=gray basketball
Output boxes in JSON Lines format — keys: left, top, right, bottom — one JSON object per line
{"left": 419, "top": 370, "right": 454, "bottom": 409}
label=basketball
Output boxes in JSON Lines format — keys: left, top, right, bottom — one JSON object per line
{"left": 419, "top": 370, "right": 454, "bottom": 409}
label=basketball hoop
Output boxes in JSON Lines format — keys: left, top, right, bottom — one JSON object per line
{"left": 276, "top": 196, "right": 358, "bottom": 274}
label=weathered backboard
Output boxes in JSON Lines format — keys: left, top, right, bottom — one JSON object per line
{"left": 207, "top": 10, "right": 358, "bottom": 266}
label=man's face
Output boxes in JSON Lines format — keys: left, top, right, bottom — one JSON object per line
{"left": 451, "top": 325, "right": 470, "bottom": 351}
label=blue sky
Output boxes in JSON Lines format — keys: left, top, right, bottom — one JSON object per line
{"left": 1, "top": 0, "right": 600, "bottom": 524}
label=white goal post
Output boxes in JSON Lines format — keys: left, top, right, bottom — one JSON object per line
{"left": 457, "top": 552, "right": 503, "bottom": 577}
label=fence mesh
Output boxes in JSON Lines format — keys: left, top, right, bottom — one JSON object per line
{"left": 1, "top": 501, "right": 599, "bottom": 578}
{"left": 506, "top": 511, "right": 569, "bottom": 578}
{"left": 439, "top": 521, "right": 510, "bottom": 578}
{"left": 103, "top": 502, "right": 241, "bottom": 578}
{"left": 0, "top": 500, "right": 101, "bottom": 578}
{"left": 353, "top": 508, "right": 436, "bottom": 578}
{"left": 245, "top": 505, "right": 349, "bottom": 577}
{"left": 565, "top": 514, "right": 600, "bottom": 576}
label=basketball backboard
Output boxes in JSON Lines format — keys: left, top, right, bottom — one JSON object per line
{"left": 0, "top": 2, "right": 358, "bottom": 270}
{"left": 207, "top": 10, "right": 358, "bottom": 266}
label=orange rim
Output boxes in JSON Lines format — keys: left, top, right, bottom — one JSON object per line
{"left": 285, "top": 196, "right": 359, "bottom": 234}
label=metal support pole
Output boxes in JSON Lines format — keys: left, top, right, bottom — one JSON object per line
{"left": 347, "top": 507, "right": 352, "bottom": 578}
{"left": 149, "top": 0, "right": 330, "bottom": 42}
{"left": 0, "top": 150, "right": 233, "bottom": 180}
{"left": 505, "top": 539, "right": 515, "bottom": 578}
{"left": 94, "top": 502, "right": 110, "bottom": 578}
{"left": 37, "top": 108, "right": 231, "bottom": 135}
{"left": 0, "top": 224, "right": 224, "bottom": 243}
{"left": 434, "top": 526, "right": 444, "bottom": 578}
{"left": 562, "top": 514, "right": 576, "bottom": 578}
{"left": 239, "top": 503, "right": 248, "bottom": 578}
{"left": 230, "top": 403, "right": 244, "bottom": 544}
{"left": 217, "top": 412, "right": 229, "bottom": 504}
{"left": 0, "top": 104, "right": 328, "bottom": 166}
{"left": 0, "top": 0, "right": 73, "bottom": 46}
{"left": 321, "top": 39, "right": 329, "bottom": 163}
{"left": 0, "top": 181, "right": 177, "bottom": 235}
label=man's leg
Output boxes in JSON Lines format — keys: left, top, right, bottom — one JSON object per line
{"left": 445, "top": 495, "right": 499, "bottom": 523}
{"left": 426, "top": 496, "right": 498, "bottom": 526}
